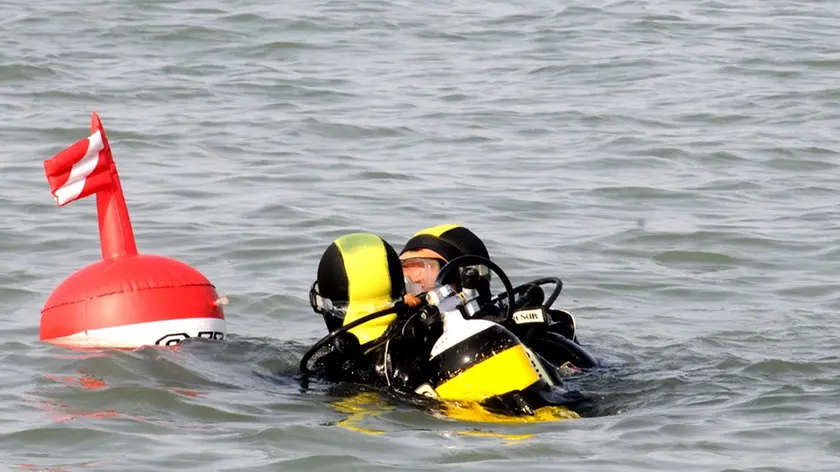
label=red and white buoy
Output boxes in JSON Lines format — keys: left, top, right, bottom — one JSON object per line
{"left": 40, "top": 112, "right": 226, "bottom": 349}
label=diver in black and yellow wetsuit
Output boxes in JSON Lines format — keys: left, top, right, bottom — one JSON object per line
{"left": 305, "top": 232, "right": 424, "bottom": 391}
{"left": 398, "top": 224, "right": 600, "bottom": 381}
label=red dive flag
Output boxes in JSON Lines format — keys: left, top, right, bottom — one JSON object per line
{"left": 44, "top": 125, "right": 115, "bottom": 207}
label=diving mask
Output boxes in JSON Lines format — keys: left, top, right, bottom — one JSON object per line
{"left": 401, "top": 257, "right": 444, "bottom": 295}
{"left": 401, "top": 257, "right": 492, "bottom": 296}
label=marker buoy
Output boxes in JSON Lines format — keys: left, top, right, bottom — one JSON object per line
{"left": 40, "top": 112, "right": 226, "bottom": 349}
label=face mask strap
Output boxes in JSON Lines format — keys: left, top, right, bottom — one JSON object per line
{"left": 309, "top": 281, "right": 347, "bottom": 319}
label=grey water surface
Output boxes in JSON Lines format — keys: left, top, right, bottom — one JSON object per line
{"left": 2, "top": 0, "right": 839, "bottom": 470}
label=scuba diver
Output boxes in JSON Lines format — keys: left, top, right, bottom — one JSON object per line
{"left": 301, "top": 230, "right": 597, "bottom": 420}
{"left": 398, "top": 224, "right": 600, "bottom": 379}
{"left": 306, "top": 231, "right": 462, "bottom": 396}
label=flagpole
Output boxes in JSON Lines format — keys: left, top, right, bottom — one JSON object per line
{"left": 91, "top": 113, "right": 138, "bottom": 260}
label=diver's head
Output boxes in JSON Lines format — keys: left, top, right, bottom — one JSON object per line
{"left": 399, "top": 224, "right": 491, "bottom": 296}
{"left": 310, "top": 232, "right": 406, "bottom": 345}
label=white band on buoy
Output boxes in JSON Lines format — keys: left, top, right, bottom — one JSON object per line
{"left": 45, "top": 317, "right": 227, "bottom": 349}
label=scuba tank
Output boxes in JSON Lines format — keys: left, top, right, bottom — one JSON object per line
{"left": 412, "top": 265, "right": 557, "bottom": 415}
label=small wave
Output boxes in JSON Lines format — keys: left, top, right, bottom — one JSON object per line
{"left": 0, "top": 64, "right": 58, "bottom": 82}
{"left": 653, "top": 250, "right": 741, "bottom": 266}
{"left": 765, "top": 157, "right": 837, "bottom": 172}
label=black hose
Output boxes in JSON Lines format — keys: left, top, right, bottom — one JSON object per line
{"left": 299, "top": 303, "right": 408, "bottom": 375}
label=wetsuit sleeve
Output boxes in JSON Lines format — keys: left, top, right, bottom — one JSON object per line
{"left": 311, "top": 331, "right": 366, "bottom": 382}
{"left": 527, "top": 330, "right": 599, "bottom": 370}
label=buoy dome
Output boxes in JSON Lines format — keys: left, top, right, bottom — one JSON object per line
{"left": 41, "top": 254, "right": 226, "bottom": 348}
